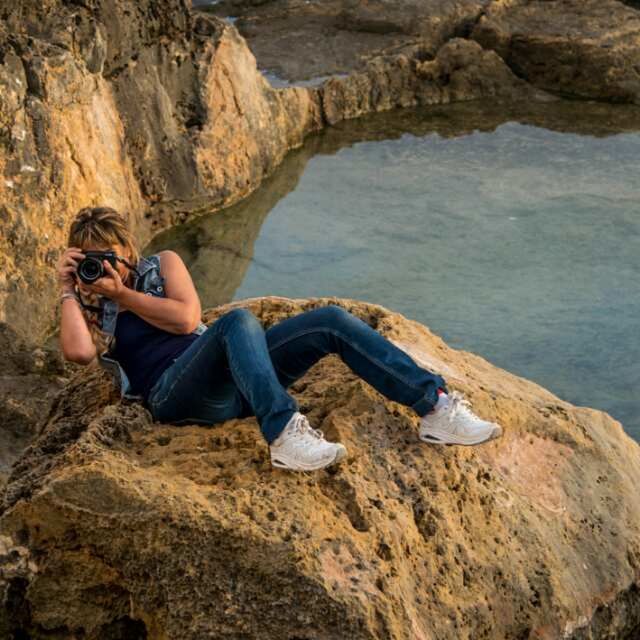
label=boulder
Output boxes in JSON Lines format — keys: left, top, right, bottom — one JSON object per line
{"left": 472, "top": 0, "right": 640, "bottom": 103}
{"left": 1, "top": 296, "right": 639, "bottom": 638}
{"left": 0, "top": 323, "right": 68, "bottom": 492}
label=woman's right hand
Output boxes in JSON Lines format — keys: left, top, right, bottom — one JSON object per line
{"left": 56, "top": 247, "right": 85, "bottom": 292}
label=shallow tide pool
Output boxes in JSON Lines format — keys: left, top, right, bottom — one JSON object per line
{"left": 146, "top": 102, "right": 640, "bottom": 441}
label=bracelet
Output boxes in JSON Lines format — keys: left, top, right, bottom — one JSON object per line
{"left": 60, "top": 292, "right": 80, "bottom": 304}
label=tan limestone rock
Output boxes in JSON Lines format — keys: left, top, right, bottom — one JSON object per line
{"left": 0, "top": 296, "right": 638, "bottom": 638}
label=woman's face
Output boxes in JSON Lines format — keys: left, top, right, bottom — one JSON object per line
{"left": 77, "top": 242, "right": 133, "bottom": 296}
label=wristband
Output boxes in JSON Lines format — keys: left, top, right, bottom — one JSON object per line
{"left": 60, "top": 292, "right": 80, "bottom": 304}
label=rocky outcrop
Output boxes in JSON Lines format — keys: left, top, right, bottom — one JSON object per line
{"left": 472, "top": 0, "right": 640, "bottom": 103}
{"left": 203, "top": 0, "right": 640, "bottom": 107}
{"left": 320, "top": 38, "right": 545, "bottom": 125}
{"left": 0, "top": 323, "right": 69, "bottom": 491}
{"left": 1, "top": 296, "right": 639, "bottom": 639}
{"left": 0, "top": 27, "right": 148, "bottom": 342}
{"left": 203, "top": 0, "right": 492, "bottom": 81}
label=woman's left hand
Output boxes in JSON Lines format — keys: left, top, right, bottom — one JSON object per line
{"left": 83, "top": 260, "right": 125, "bottom": 300}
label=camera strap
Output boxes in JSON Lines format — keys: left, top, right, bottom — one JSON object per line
{"left": 75, "top": 288, "right": 102, "bottom": 314}
{"left": 117, "top": 256, "right": 142, "bottom": 280}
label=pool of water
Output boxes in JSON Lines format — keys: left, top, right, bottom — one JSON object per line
{"left": 145, "top": 101, "right": 640, "bottom": 441}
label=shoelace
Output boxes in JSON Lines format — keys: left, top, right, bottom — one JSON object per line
{"left": 444, "top": 392, "right": 477, "bottom": 423}
{"left": 289, "top": 412, "right": 325, "bottom": 440}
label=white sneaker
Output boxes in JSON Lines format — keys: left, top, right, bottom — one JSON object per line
{"left": 419, "top": 391, "right": 502, "bottom": 445}
{"left": 270, "top": 411, "right": 348, "bottom": 471}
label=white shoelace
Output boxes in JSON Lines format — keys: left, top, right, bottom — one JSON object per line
{"left": 444, "top": 392, "right": 480, "bottom": 424}
{"left": 288, "top": 412, "right": 325, "bottom": 441}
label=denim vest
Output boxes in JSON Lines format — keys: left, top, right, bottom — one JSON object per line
{"left": 97, "top": 253, "right": 207, "bottom": 401}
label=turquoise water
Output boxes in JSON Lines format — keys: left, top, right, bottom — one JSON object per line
{"left": 146, "top": 102, "right": 640, "bottom": 441}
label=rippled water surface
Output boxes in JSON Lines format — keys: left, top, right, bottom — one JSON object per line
{"left": 146, "top": 102, "right": 640, "bottom": 441}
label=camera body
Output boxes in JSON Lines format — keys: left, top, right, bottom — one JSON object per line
{"left": 76, "top": 250, "right": 118, "bottom": 284}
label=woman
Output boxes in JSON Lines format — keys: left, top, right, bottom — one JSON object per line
{"left": 56, "top": 207, "right": 502, "bottom": 471}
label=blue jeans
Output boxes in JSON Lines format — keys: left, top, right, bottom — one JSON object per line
{"left": 146, "top": 304, "right": 448, "bottom": 444}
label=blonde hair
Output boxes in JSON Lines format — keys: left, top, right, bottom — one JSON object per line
{"left": 67, "top": 206, "right": 141, "bottom": 355}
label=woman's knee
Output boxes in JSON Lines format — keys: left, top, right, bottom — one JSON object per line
{"left": 219, "top": 307, "right": 262, "bottom": 332}
{"left": 317, "top": 304, "right": 353, "bottom": 326}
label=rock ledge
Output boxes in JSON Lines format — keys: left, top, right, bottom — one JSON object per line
{"left": 1, "top": 296, "right": 639, "bottom": 639}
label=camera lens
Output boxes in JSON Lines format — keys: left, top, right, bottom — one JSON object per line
{"left": 78, "top": 258, "right": 102, "bottom": 283}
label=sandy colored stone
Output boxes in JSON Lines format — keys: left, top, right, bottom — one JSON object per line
{"left": 1, "top": 296, "right": 639, "bottom": 638}
{"left": 0, "top": 35, "right": 147, "bottom": 343}
{"left": 0, "top": 322, "right": 69, "bottom": 492}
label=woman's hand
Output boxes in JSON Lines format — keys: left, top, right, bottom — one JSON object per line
{"left": 83, "top": 260, "right": 125, "bottom": 301}
{"left": 56, "top": 247, "right": 85, "bottom": 292}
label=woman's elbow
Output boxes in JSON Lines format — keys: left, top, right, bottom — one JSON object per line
{"left": 64, "top": 349, "right": 97, "bottom": 365}
{"left": 181, "top": 318, "right": 200, "bottom": 334}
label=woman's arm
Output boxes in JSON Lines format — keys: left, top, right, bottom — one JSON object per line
{"left": 57, "top": 247, "right": 97, "bottom": 364}
{"left": 111, "top": 250, "right": 202, "bottom": 334}
{"left": 59, "top": 294, "right": 98, "bottom": 364}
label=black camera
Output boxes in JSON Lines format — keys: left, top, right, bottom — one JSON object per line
{"left": 76, "top": 250, "right": 118, "bottom": 285}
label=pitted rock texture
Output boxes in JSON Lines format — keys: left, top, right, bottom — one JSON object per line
{"left": 0, "top": 322, "right": 69, "bottom": 492}
{"left": 1, "top": 296, "right": 639, "bottom": 639}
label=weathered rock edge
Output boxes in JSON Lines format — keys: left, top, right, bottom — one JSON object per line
{"left": 472, "top": 0, "right": 640, "bottom": 104}
{"left": 208, "top": 0, "right": 640, "bottom": 107}
{"left": 1, "top": 296, "right": 639, "bottom": 639}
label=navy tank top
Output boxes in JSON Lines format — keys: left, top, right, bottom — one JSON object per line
{"left": 110, "top": 310, "right": 200, "bottom": 401}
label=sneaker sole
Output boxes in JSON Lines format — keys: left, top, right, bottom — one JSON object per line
{"left": 419, "top": 424, "right": 503, "bottom": 446}
{"left": 271, "top": 444, "right": 348, "bottom": 471}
